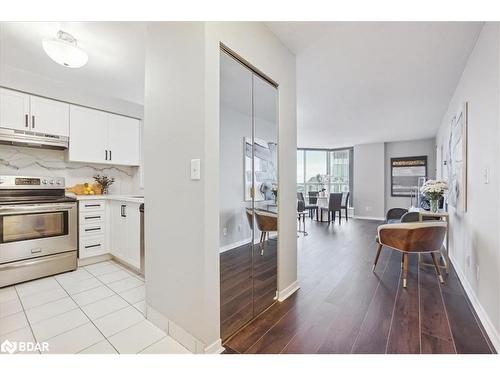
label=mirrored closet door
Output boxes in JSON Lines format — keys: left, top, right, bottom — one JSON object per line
{"left": 219, "top": 49, "right": 278, "bottom": 341}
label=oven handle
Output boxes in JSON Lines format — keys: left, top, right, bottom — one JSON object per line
{"left": 0, "top": 204, "right": 75, "bottom": 214}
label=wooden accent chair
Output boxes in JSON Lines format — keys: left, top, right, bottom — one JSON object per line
{"left": 245, "top": 208, "right": 254, "bottom": 230}
{"left": 373, "top": 222, "right": 447, "bottom": 288}
{"left": 254, "top": 209, "right": 278, "bottom": 256}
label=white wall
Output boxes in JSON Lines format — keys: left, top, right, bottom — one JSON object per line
{"left": 144, "top": 22, "right": 296, "bottom": 351}
{"left": 353, "top": 142, "right": 385, "bottom": 220}
{"left": 384, "top": 138, "right": 436, "bottom": 211}
{"left": 436, "top": 23, "right": 500, "bottom": 350}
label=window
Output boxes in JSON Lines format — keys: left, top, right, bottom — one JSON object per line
{"left": 297, "top": 148, "right": 353, "bottom": 207}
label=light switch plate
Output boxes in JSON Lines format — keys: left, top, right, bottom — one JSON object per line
{"left": 191, "top": 159, "right": 201, "bottom": 180}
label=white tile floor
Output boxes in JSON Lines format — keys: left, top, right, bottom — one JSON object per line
{"left": 0, "top": 260, "right": 190, "bottom": 354}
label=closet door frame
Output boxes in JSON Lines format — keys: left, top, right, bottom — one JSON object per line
{"left": 219, "top": 45, "right": 280, "bottom": 341}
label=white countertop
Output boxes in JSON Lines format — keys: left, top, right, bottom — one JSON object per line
{"left": 66, "top": 193, "right": 144, "bottom": 204}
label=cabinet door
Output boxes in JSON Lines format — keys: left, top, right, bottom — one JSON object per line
{"left": 124, "top": 203, "right": 141, "bottom": 269}
{"left": 110, "top": 201, "right": 128, "bottom": 261}
{"left": 30, "top": 96, "right": 69, "bottom": 136}
{"left": 69, "top": 105, "right": 108, "bottom": 164}
{"left": 0, "top": 88, "right": 30, "bottom": 131}
{"left": 107, "top": 114, "right": 140, "bottom": 166}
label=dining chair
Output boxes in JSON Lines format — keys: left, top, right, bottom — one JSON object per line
{"left": 385, "top": 208, "right": 408, "bottom": 224}
{"left": 373, "top": 221, "right": 447, "bottom": 288}
{"left": 297, "top": 192, "right": 318, "bottom": 219}
{"left": 341, "top": 192, "right": 350, "bottom": 222}
{"left": 254, "top": 209, "right": 278, "bottom": 256}
{"left": 320, "top": 193, "right": 343, "bottom": 225}
{"left": 297, "top": 199, "right": 308, "bottom": 236}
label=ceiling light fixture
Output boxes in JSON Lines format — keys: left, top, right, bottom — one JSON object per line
{"left": 42, "top": 30, "right": 88, "bottom": 68}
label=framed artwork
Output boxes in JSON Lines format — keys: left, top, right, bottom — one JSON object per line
{"left": 447, "top": 102, "right": 468, "bottom": 213}
{"left": 391, "top": 156, "right": 428, "bottom": 197}
{"left": 244, "top": 137, "right": 277, "bottom": 202}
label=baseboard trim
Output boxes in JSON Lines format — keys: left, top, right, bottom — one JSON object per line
{"left": 278, "top": 280, "right": 300, "bottom": 302}
{"left": 77, "top": 253, "right": 112, "bottom": 266}
{"left": 204, "top": 339, "right": 225, "bottom": 354}
{"left": 450, "top": 255, "right": 500, "bottom": 353}
{"left": 219, "top": 238, "right": 251, "bottom": 253}
{"left": 353, "top": 215, "right": 385, "bottom": 221}
{"left": 146, "top": 304, "right": 224, "bottom": 354}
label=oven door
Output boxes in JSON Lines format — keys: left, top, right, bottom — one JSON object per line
{"left": 0, "top": 202, "right": 77, "bottom": 264}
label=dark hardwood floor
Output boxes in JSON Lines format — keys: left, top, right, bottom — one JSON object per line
{"left": 223, "top": 218, "right": 495, "bottom": 354}
{"left": 220, "top": 237, "right": 277, "bottom": 341}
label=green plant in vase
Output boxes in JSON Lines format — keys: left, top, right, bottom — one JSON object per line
{"left": 420, "top": 180, "right": 448, "bottom": 213}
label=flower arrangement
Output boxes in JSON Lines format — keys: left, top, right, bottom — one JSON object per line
{"left": 93, "top": 174, "right": 115, "bottom": 195}
{"left": 420, "top": 180, "right": 448, "bottom": 212}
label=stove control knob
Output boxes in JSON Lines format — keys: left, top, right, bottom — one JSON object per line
{"left": 42, "top": 179, "right": 47, "bottom": 185}
{"left": 0, "top": 178, "right": 4, "bottom": 184}
{"left": 56, "top": 180, "right": 62, "bottom": 185}
{"left": 49, "top": 180, "right": 55, "bottom": 185}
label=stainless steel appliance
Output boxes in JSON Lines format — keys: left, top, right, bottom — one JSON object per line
{"left": 0, "top": 127, "right": 69, "bottom": 150}
{"left": 0, "top": 176, "right": 77, "bottom": 287}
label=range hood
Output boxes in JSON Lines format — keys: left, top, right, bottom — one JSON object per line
{"left": 0, "top": 127, "right": 68, "bottom": 150}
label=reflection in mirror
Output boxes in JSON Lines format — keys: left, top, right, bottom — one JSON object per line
{"left": 219, "top": 51, "right": 253, "bottom": 340}
{"left": 252, "top": 74, "right": 278, "bottom": 316}
{"left": 219, "top": 50, "right": 278, "bottom": 341}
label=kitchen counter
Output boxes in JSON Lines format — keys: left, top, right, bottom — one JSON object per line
{"left": 66, "top": 193, "right": 144, "bottom": 204}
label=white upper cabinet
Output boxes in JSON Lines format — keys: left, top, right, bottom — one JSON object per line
{"left": 30, "top": 96, "right": 69, "bottom": 136}
{"left": 69, "top": 105, "right": 108, "bottom": 164}
{"left": 107, "top": 114, "right": 141, "bottom": 166}
{"left": 0, "top": 88, "right": 30, "bottom": 131}
{"left": 68, "top": 105, "right": 141, "bottom": 166}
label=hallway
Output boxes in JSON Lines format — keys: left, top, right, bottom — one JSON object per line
{"left": 224, "top": 219, "right": 495, "bottom": 354}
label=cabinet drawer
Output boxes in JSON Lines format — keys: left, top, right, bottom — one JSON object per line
{"left": 80, "top": 222, "right": 105, "bottom": 237}
{"left": 79, "top": 236, "right": 107, "bottom": 258}
{"left": 79, "top": 212, "right": 105, "bottom": 225}
{"left": 79, "top": 200, "right": 106, "bottom": 212}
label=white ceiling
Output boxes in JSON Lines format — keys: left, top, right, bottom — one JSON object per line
{"left": 266, "top": 22, "right": 483, "bottom": 148}
{"left": 0, "top": 22, "right": 146, "bottom": 105}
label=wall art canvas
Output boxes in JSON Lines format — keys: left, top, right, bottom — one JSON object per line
{"left": 244, "top": 137, "right": 277, "bottom": 202}
{"left": 448, "top": 102, "right": 468, "bottom": 213}
{"left": 391, "top": 156, "right": 428, "bottom": 197}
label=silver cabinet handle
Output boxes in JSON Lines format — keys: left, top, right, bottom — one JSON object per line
{"left": 25, "top": 114, "right": 29, "bottom": 127}
{"left": 32, "top": 115, "right": 35, "bottom": 129}
{"left": 109, "top": 150, "right": 112, "bottom": 161}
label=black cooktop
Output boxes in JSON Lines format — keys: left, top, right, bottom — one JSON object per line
{"left": 0, "top": 189, "right": 76, "bottom": 205}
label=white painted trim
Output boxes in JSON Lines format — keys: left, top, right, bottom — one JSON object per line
{"left": 219, "top": 234, "right": 278, "bottom": 253}
{"left": 219, "top": 237, "right": 252, "bottom": 253}
{"left": 77, "top": 253, "right": 112, "bottom": 266}
{"left": 450, "top": 255, "right": 500, "bottom": 353}
{"left": 204, "top": 339, "right": 225, "bottom": 354}
{"left": 278, "top": 280, "right": 299, "bottom": 302}
{"left": 353, "top": 215, "right": 385, "bottom": 221}
{"left": 146, "top": 304, "right": 224, "bottom": 354}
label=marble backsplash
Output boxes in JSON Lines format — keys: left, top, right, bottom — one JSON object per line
{"left": 0, "top": 144, "right": 141, "bottom": 195}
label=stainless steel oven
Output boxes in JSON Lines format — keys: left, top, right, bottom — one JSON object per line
{"left": 0, "top": 176, "right": 77, "bottom": 287}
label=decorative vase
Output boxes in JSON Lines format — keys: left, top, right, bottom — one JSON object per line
{"left": 430, "top": 199, "right": 439, "bottom": 213}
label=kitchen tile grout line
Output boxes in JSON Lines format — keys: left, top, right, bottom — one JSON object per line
{"left": 53, "top": 275, "right": 121, "bottom": 354}
{"left": 5, "top": 262, "right": 146, "bottom": 351}
{"left": 12, "top": 285, "right": 41, "bottom": 354}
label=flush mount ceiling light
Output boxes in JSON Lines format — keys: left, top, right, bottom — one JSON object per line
{"left": 42, "top": 30, "right": 88, "bottom": 68}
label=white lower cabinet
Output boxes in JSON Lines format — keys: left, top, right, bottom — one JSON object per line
{"left": 78, "top": 200, "right": 107, "bottom": 259}
{"left": 78, "top": 198, "right": 141, "bottom": 269}
{"left": 109, "top": 200, "right": 141, "bottom": 269}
